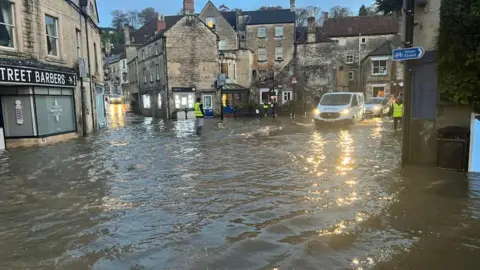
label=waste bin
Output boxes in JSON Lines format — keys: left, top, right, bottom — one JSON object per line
{"left": 437, "top": 126, "right": 470, "bottom": 171}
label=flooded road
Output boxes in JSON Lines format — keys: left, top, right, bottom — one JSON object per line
{"left": 1, "top": 104, "right": 480, "bottom": 269}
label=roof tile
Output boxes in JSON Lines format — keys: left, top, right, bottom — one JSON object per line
{"left": 323, "top": 16, "right": 398, "bottom": 37}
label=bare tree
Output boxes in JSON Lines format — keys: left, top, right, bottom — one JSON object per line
{"left": 127, "top": 10, "right": 140, "bottom": 29}
{"left": 139, "top": 7, "right": 158, "bottom": 24}
{"left": 329, "top": 6, "right": 353, "bottom": 18}
{"left": 111, "top": 10, "right": 128, "bottom": 30}
{"left": 258, "top": 6, "right": 283, "bottom": 11}
{"left": 296, "top": 6, "right": 322, "bottom": 26}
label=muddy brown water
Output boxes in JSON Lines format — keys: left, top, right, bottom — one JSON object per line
{"left": 1, "top": 107, "right": 479, "bottom": 269}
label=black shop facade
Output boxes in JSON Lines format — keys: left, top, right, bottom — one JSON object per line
{"left": 0, "top": 62, "right": 77, "bottom": 149}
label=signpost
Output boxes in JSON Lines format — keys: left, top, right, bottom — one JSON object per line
{"left": 392, "top": 47, "right": 425, "bottom": 61}
{"left": 216, "top": 73, "right": 227, "bottom": 121}
{"left": 291, "top": 76, "right": 297, "bottom": 84}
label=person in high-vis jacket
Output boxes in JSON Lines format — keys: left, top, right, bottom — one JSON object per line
{"left": 391, "top": 97, "right": 404, "bottom": 130}
{"left": 194, "top": 97, "right": 205, "bottom": 134}
{"left": 263, "top": 100, "right": 269, "bottom": 117}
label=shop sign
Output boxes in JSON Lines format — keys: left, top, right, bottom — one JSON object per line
{"left": 172, "top": 87, "right": 196, "bottom": 92}
{"left": 0, "top": 65, "right": 77, "bottom": 87}
{"left": 50, "top": 100, "right": 63, "bottom": 122}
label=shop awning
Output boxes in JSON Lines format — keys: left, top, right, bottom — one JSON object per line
{"left": 221, "top": 83, "right": 249, "bottom": 94}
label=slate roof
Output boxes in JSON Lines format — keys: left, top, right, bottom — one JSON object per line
{"left": 323, "top": 16, "right": 398, "bottom": 37}
{"left": 220, "top": 11, "right": 238, "bottom": 29}
{"left": 296, "top": 27, "right": 333, "bottom": 44}
{"left": 243, "top": 9, "right": 295, "bottom": 25}
{"left": 130, "top": 15, "right": 183, "bottom": 45}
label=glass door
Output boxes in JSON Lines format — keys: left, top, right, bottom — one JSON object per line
{"left": 203, "top": 94, "right": 213, "bottom": 109}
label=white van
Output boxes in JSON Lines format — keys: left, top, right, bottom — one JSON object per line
{"left": 314, "top": 92, "right": 365, "bottom": 125}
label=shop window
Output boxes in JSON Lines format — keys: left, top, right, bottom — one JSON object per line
{"left": 1, "top": 96, "right": 35, "bottom": 137}
{"left": 142, "top": 94, "right": 151, "bottom": 109}
{"left": 0, "top": 0, "right": 15, "bottom": 48}
{"left": 158, "top": 93, "right": 162, "bottom": 109}
{"left": 35, "top": 95, "right": 75, "bottom": 136}
{"left": 45, "top": 15, "right": 59, "bottom": 56}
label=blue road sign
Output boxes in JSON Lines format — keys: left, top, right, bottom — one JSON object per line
{"left": 392, "top": 47, "right": 425, "bottom": 61}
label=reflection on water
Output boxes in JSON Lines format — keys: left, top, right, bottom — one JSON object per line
{"left": 0, "top": 117, "right": 479, "bottom": 269}
{"left": 108, "top": 104, "right": 126, "bottom": 129}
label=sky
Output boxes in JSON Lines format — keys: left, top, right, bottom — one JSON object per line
{"left": 97, "top": 0, "right": 374, "bottom": 27}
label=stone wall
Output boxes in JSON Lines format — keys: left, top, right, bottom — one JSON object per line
{"left": 246, "top": 23, "right": 295, "bottom": 71}
{"left": 235, "top": 49, "right": 253, "bottom": 88}
{"left": 413, "top": 0, "right": 440, "bottom": 51}
{"left": 164, "top": 16, "right": 219, "bottom": 115}
{"left": 0, "top": 0, "right": 103, "bottom": 136}
{"left": 198, "top": 1, "right": 238, "bottom": 51}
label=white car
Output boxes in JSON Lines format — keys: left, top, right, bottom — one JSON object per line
{"left": 365, "top": 97, "right": 391, "bottom": 117}
{"left": 314, "top": 92, "right": 365, "bottom": 125}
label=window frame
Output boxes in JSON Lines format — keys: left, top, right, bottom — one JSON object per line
{"left": 275, "top": 25, "right": 283, "bottom": 38}
{"left": 372, "top": 59, "right": 388, "bottom": 76}
{"left": 156, "top": 63, "right": 160, "bottom": 81}
{"left": 143, "top": 68, "right": 147, "bottom": 83}
{"left": 361, "top": 37, "right": 367, "bottom": 44}
{"left": 348, "top": 71, "right": 355, "bottom": 81}
{"left": 149, "top": 65, "right": 153, "bottom": 82}
{"left": 218, "top": 40, "right": 226, "bottom": 50}
{"left": 282, "top": 91, "right": 292, "bottom": 104}
{"left": 275, "top": 46, "right": 283, "bottom": 60}
{"left": 257, "top": 27, "right": 266, "bottom": 38}
{"left": 345, "top": 54, "right": 354, "bottom": 64}
{"left": 142, "top": 94, "right": 151, "bottom": 109}
{"left": 257, "top": 48, "right": 267, "bottom": 62}
{"left": 45, "top": 14, "right": 60, "bottom": 57}
{"left": 206, "top": 17, "right": 216, "bottom": 29}
{"left": 0, "top": 1, "right": 16, "bottom": 50}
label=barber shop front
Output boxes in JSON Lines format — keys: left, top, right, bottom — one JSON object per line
{"left": 0, "top": 64, "right": 77, "bottom": 149}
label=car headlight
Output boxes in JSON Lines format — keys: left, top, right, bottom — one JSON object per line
{"left": 340, "top": 109, "right": 350, "bottom": 115}
{"left": 313, "top": 108, "right": 319, "bottom": 115}
{"left": 373, "top": 105, "right": 381, "bottom": 111}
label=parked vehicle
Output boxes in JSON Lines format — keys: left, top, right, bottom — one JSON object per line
{"left": 314, "top": 92, "right": 365, "bottom": 125}
{"left": 365, "top": 97, "right": 391, "bottom": 117}
{"left": 109, "top": 95, "right": 123, "bottom": 104}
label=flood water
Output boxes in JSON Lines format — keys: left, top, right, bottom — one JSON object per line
{"left": 1, "top": 105, "right": 480, "bottom": 269}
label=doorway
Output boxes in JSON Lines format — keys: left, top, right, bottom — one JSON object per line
{"left": 203, "top": 94, "right": 214, "bottom": 117}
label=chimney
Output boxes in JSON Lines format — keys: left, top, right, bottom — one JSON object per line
{"left": 183, "top": 0, "right": 194, "bottom": 15}
{"left": 124, "top": 23, "right": 130, "bottom": 45}
{"left": 157, "top": 14, "right": 166, "bottom": 32}
{"left": 290, "top": 0, "right": 295, "bottom": 11}
{"left": 322, "top": 12, "right": 328, "bottom": 24}
{"left": 307, "top": 9, "right": 316, "bottom": 43}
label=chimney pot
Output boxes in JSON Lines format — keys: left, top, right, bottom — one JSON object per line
{"left": 323, "top": 12, "right": 328, "bottom": 23}
{"left": 124, "top": 24, "right": 131, "bottom": 45}
{"left": 157, "top": 14, "right": 166, "bottom": 32}
{"left": 290, "top": 0, "right": 295, "bottom": 11}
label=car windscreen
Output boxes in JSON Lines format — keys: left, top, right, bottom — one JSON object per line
{"left": 366, "top": 98, "right": 383, "bottom": 104}
{"left": 320, "top": 94, "right": 352, "bottom": 106}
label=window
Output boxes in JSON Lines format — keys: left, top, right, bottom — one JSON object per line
{"left": 258, "top": 27, "right": 266, "bottom": 38}
{"left": 45, "top": 15, "right": 59, "bottom": 56}
{"left": 123, "top": 60, "right": 126, "bottom": 68}
{"left": 158, "top": 93, "right": 162, "bottom": 109}
{"left": 275, "top": 47, "right": 283, "bottom": 60}
{"left": 258, "top": 48, "right": 267, "bottom": 62}
{"left": 143, "top": 68, "right": 147, "bottom": 83}
{"left": 122, "top": 72, "right": 127, "bottom": 82}
{"left": 275, "top": 25, "right": 283, "bottom": 38}
{"left": 156, "top": 64, "right": 160, "bottom": 80}
{"left": 155, "top": 42, "right": 159, "bottom": 54}
{"left": 142, "top": 49, "right": 145, "bottom": 60}
{"left": 372, "top": 60, "right": 388, "bottom": 75}
{"left": 0, "top": 0, "right": 15, "bottom": 48}
{"left": 233, "top": 64, "right": 236, "bottom": 79}
{"left": 349, "top": 71, "right": 354, "bottom": 81}
{"left": 75, "top": 29, "right": 81, "bottom": 58}
{"left": 146, "top": 46, "right": 150, "bottom": 57}
{"left": 142, "top": 94, "right": 151, "bottom": 109}
{"left": 149, "top": 65, "right": 153, "bottom": 82}
{"left": 351, "top": 95, "right": 358, "bottom": 106}
{"left": 283, "top": 91, "right": 292, "bottom": 104}
{"left": 361, "top": 37, "right": 367, "bottom": 44}
{"left": 35, "top": 95, "right": 76, "bottom": 136}
{"left": 206, "top": 17, "right": 216, "bottom": 29}
{"left": 203, "top": 95, "right": 212, "bottom": 109}
{"left": 346, "top": 55, "right": 354, "bottom": 64}
{"left": 221, "top": 63, "right": 228, "bottom": 75}
{"left": 218, "top": 40, "right": 226, "bottom": 50}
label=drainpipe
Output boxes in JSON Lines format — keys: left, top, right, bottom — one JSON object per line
{"left": 402, "top": 0, "right": 415, "bottom": 167}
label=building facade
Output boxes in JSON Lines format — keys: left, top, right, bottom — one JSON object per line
{"left": 104, "top": 54, "right": 128, "bottom": 97}
{"left": 0, "top": 0, "right": 103, "bottom": 149}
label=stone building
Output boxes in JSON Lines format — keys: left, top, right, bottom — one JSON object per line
{"left": 322, "top": 13, "right": 399, "bottom": 93}
{"left": 126, "top": 0, "right": 219, "bottom": 119}
{"left": 0, "top": 0, "right": 103, "bottom": 149}
{"left": 104, "top": 53, "right": 128, "bottom": 97}
{"left": 127, "top": 56, "right": 139, "bottom": 113}
{"left": 361, "top": 40, "right": 404, "bottom": 99}
{"left": 296, "top": 12, "right": 350, "bottom": 100}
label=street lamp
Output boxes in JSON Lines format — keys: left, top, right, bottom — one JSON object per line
{"left": 219, "top": 51, "right": 225, "bottom": 121}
